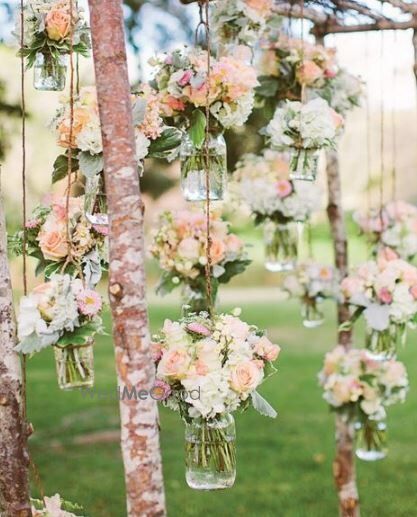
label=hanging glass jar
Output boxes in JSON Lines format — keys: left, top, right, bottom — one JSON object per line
{"left": 180, "top": 132, "right": 227, "bottom": 202}
{"left": 288, "top": 147, "right": 320, "bottom": 182}
{"left": 33, "top": 53, "right": 67, "bottom": 91}
{"left": 354, "top": 418, "right": 387, "bottom": 461}
{"left": 365, "top": 323, "right": 405, "bottom": 361}
{"left": 54, "top": 341, "right": 95, "bottom": 390}
{"left": 301, "top": 296, "right": 324, "bottom": 328}
{"left": 181, "top": 284, "right": 218, "bottom": 316}
{"left": 185, "top": 414, "right": 236, "bottom": 490}
{"left": 263, "top": 220, "right": 299, "bottom": 272}
{"left": 84, "top": 175, "right": 108, "bottom": 227}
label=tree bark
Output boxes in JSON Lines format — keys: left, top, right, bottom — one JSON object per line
{"left": 326, "top": 150, "right": 360, "bottom": 517}
{"left": 413, "top": 18, "right": 417, "bottom": 86}
{"left": 0, "top": 184, "right": 32, "bottom": 516}
{"left": 87, "top": 1, "right": 166, "bottom": 516}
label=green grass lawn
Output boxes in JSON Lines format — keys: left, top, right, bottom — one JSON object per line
{"left": 26, "top": 297, "right": 417, "bottom": 517}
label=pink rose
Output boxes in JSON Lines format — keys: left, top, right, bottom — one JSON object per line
{"left": 410, "top": 285, "right": 417, "bottom": 300}
{"left": 296, "top": 61, "right": 323, "bottom": 85}
{"left": 276, "top": 180, "right": 293, "bottom": 199}
{"left": 324, "top": 68, "right": 337, "bottom": 78}
{"left": 378, "top": 287, "right": 393, "bottom": 305}
{"left": 45, "top": 9, "right": 71, "bottom": 41}
{"left": 151, "top": 342, "right": 164, "bottom": 362}
{"left": 330, "top": 109, "right": 344, "bottom": 130}
{"left": 254, "top": 336, "right": 281, "bottom": 362}
{"left": 230, "top": 361, "right": 263, "bottom": 393}
{"left": 340, "top": 276, "right": 362, "bottom": 299}
{"left": 186, "top": 322, "right": 211, "bottom": 336}
{"left": 177, "top": 237, "right": 200, "bottom": 261}
{"left": 157, "top": 348, "right": 191, "bottom": 380}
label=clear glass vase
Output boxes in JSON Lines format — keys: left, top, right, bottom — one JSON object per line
{"left": 185, "top": 414, "right": 236, "bottom": 490}
{"left": 181, "top": 284, "right": 213, "bottom": 315}
{"left": 288, "top": 147, "right": 320, "bottom": 181}
{"left": 180, "top": 133, "right": 227, "bottom": 201}
{"left": 301, "top": 297, "right": 324, "bottom": 328}
{"left": 365, "top": 324, "right": 405, "bottom": 361}
{"left": 355, "top": 419, "right": 387, "bottom": 461}
{"left": 33, "top": 53, "right": 67, "bottom": 91}
{"left": 54, "top": 342, "right": 95, "bottom": 390}
{"left": 263, "top": 220, "right": 299, "bottom": 272}
{"left": 84, "top": 175, "right": 108, "bottom": 227}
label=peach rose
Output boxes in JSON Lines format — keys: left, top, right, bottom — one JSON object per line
{"left": 157, "top": 348, "right": 191, "bottom": 380}
{"left": 255, "top": 336, "right": 281, "bottom": 362}
{"left": 177, "top": 237, "right": 200, "bottom": 261}
{"left": 210, "top": 239, "right": 226, "bottom": 265}
{"left": 57, "top": 107, "right": 92, "bottom": 148}
{"left": 226, "top": 234, "right": 243, "bottom": 254}
{"left": 38, "top": 224, "right": 69, "bottom": 261}
{"left": 296, "top": 61, "right": 323, "bottom": 85}
{"left": 45, "top": 9, "right": 71, "bottom": 41}
{"left": 230, "top": 360, "right": 263, "bottom": 393}
{"left": 330, "top": 109, "right": 344, "bottom": 131}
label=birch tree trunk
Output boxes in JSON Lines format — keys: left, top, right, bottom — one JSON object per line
{"left": 0, "top": 187, "right": 32, "bottom": 516}
{"left": 326, "top": 150, "right": 360, "bottom": 517}
{"left": 87, "top": 1, "right": 166, "bottom": 515}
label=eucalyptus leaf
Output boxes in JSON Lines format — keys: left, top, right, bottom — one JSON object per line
{"left": 187, "top": 109, "right": 206, "bottom": 149}
{"left": 78, "top": 152, "right": 104, "bottom": 178}
{"left": 251, "top": 391, "right": 277, "bottom": 419}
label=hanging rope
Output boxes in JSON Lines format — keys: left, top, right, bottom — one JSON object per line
{"left": 20, "top": 0, "right": 46, "bottom": 503}
{"left": 365, "top": 31, "right": 372, "bottom": 216}
{"left": 379, "top": 6, "right": 386, "bottom": 231}
{"left": 200, "top": 0, "right": 214, "bottom": 316}
{"left": 391, "top": 30, "right": 398, "bottom": 202}
{"left": 300, "top": 0, "right": 306, "bottom": 103}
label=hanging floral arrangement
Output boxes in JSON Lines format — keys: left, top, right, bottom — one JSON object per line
{"left": 16, "top": 274, "right": 104, "bottom": 389}
{"left": 231, "top": 149, "right": 321, "bottom": 271}
{"left": 152, "top": 310, "right": 280, "bottom": 489}
{"left": 281, "top": 262, "right": 338, "bottom": 327}
{"left": 319, "top": 346, "right": 408, "bottom": 461}
{"left": 49, "top": 85, "right": 181, "bottom": 221}
{"left": 265, "top": 98, "right": 343, "bottom": 181}
{"left": 354, "top": 200, "right": 417, "bottom": 262}
{"left": 211, "top": 0, "right": 274, "bottom": 48}
{"left": 341, "top": 258, "right": 417, "bottom": 358}
{"left": 9, "top": 194, "right": 108, "bottom": 285}
{"left": 149, "top": 47, "right": 259, "bottom": 200}
{"left": 149, "top": 209, "right": 251, "bottom": 313}
{"left": 16, "top": 0, "right": 90, "bottom": 91}
{"left": 31, "top": 494, "right": 84, "bottom": 516}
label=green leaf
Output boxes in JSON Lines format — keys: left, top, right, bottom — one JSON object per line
{"left": 187, "top": 109, "right": 206, "bottom": 149}
{"left": 251, "top": 391, "right": 277, "bottom": 418}
{"left": 218, "top": 259, "right": 252, "bottom": 284}
{"left": 78, "top": 152, "right": 104, "bottom": 178}
{"left": 148, "top": 127, "right": 182, "bottom": 158}
{"left": 156, "top": 272, "right": 180, "bottom": 296}
{"left": 43, "top": 261, "right": 64, "bottom": 279}
{"left": 52, "top": 154, "right": 79, "bottom": 183}
{"left": 256, "top": 76, "right": 279, "bottom": 98}
{"left": 56, "top": 320, "right": 103, "bottom": 346}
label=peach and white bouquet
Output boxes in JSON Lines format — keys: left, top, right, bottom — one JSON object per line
{"left": 153, "top": 310, "right": 280, "bottom": 420}
{"left": 354, "top": 201, "right": 417, "bottom": 261}
{"left": 149, "top": 209, "right": 251, "bottom": 310}
{"left": 282, "top": 262, "right": 338, "bottom": 327}
{"left": 319, "top": 346, "right": 408, "bottom": 419}
{"left": 211, "top": 0, "right": 274, "bottom": 47}
{"left": 341, "top": 259, "right": 417, "bottom": 354}
{"left": 9, "top": 194, "right": 108, "bottom": 285}
{"left": 51, "top": 85, "right": 181, "bottom": 181}
{"left": 16, "top": 0, "right": 90, "bottom": 68}
{"left": 231, "top": 149, "right": 321, "bottom": 224}
{"left": 16, "top": 274, "right": 104, "bottom": 354}
{"left": 149, "top": 47, "right": 259, "bottom": 147}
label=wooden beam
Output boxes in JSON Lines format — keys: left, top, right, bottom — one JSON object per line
{"left": 313, "top": 17, "right": 417, "bottom": 36}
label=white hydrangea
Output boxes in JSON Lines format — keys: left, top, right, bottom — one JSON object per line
{"left": 76, "top": 121, "right": 103, "bottom": 155}
{"left": 210, "top": 92, "right": 254, "bottom": 129}
{"left": 135, "top": 130, "right": 151, "bottom": 161}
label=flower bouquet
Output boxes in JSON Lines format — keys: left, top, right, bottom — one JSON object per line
{"left": 211, "top": 0, "right": 274, "bottom": 48}
{"left": 150, "top": 47, "right": 259, "bottom": 200}
{"left": 232, "top": 149, "right": 321, "bottom": 271}
{"left": 31, "top": 494, "right": 84, "bottom": 516}
{"left": 153, "top": 310, "right": 280, "bottom": 488}
{"left": 16, "top": 0, "right": 90, "bottom": 90}
{"left": 149, "top": 209, "right": 251, "bottom": 313}
{"left": 354, "top": 200, "right": 417, "bottom": 261}
{"left": 9, "top": 194, "right": 108, "bottom": 286}
{"left": 341, "top": 259, "right": 417, "bottom": 358}
{"left": 16, "top": 274, "right": 104, "bottom": 390}
{"left": 319, "top": 346, "right": 408, "bottom": 461}
{"left": 50, "top": 85, "right": 181, "bottom": 223}
{"left": 265, "top": 98, "right": 343, "bottom": 181}
{"left": 282, "top": 262, "right": 337, "bottom": 327}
